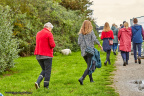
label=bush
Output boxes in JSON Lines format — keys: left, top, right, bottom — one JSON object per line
{"left": 0, "top": 5, "right": 19, "bottom": 73}
{"left": 0, "top": 0, "right": 94, "bottom": 56}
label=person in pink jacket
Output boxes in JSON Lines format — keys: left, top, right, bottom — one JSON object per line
{"left": 118, "top": 22, "right": 132, "bottom": 66}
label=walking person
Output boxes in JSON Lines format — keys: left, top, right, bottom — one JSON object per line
{"left": 118, "top": 22, "right": 132, "bottom": 66}
{"left": 121, "top": 21, "right": 126, "bottom": 28}
{"left": 111, "top": 24, "right": 118, "bottom": 55}
{"left": 101, "top": 22, "right": 114, "bottom": 66}
{"left": 34, "top": 22, "right": 56, "bottom": 89}
{"left": 78, "top": 20, "right": 103, "bottom": 85}
{"left": 131, "top": 18, "right": 144, "bottom": 64}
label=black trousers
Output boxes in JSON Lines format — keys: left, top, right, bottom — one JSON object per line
{"left": 106, "top": 50, "right": 111, "bottom": 61}
{"left": 37, "top": 58, "right": 52, "bottom": 82}
{"left": 82, "top": 54, "right": 93, "bottom": 79}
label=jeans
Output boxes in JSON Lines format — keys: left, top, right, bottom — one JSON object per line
{"left": 112, "top": 43, "right": 118, "bottom": 51}
{"left": 82, "top": 54, "right": 93, "bottom": 79}
{"left": 133, "top": 43, "right": 142, "bottom": 60}
{"left": 37, "top": 58, "right": 52, "bottom": 82}
{"left": 121, "top": 51, "right": 129, "bottom": 61}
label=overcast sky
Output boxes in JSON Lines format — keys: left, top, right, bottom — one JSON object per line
{"left": 89, "top": 0, "right": 144, "bottom": 27}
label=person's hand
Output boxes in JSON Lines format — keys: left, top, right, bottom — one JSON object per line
{"left": 118, "top": 40, "right": 120, "bottom": 44}
{"left": 98, "top": 45, "right": 103, "bottom": 51}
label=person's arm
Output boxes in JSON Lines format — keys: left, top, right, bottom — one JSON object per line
{"left": 101, "top": 31, "right": 104, "bottom": 40}
{"left": 48, "top": 32, "right": 56, "bottom": 48}
{"left": 118, "top": 29, "right": 121, "bottom": 41}
{"left": 141, "top": 26, "right": 144, "bottom": 40}
{"left": 78, "top": 34, "right": 83, "bottom": 46}
{"left": 116, "top": 29, "right": 118, "bottom": 36}
{"left": 91, "top": 31, "right": 103, "bottom": 50}
{"left": 91, "top": 30, "right": 100, "bottom": 45}
{"left": 111, "top": 30, "right": 114, "bottom": 39}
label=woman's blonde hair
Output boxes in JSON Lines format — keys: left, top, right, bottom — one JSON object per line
{"left": 124, "top": 22, "right": 129, "bottom": 29}
{"left": 78, "top": 20, "right": 93, "bottom": 35}
{"left": 112, "top": 23, "right": 115, "bottom": 26}
{"left": 103, "top": 22, "right": 111, "bottom": 32}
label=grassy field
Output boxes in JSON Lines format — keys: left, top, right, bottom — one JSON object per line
{"left": 0, "top": 47, "right": 119, "bottom": 96}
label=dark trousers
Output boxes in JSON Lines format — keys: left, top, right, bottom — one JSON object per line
{"left": 121, "top": 51, "right": 129, "bottom": 61}
{"left": 82, "top": 54, "right": 93, "bottom": 79}
{"left": 106, "top": 50, "right": 111, "bottom": 61}
{"left": 112, "top": 43, "right": 118, "bottom": 51}
{"left": 37, "top": 58, "right": 52, "bottom": 82}
{"left": 133, "top": 43, "right": 142, "bottom": 60}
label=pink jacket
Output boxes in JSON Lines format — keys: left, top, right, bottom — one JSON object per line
{"left": 118, "top": 27, "right": 132, "bottom": 52}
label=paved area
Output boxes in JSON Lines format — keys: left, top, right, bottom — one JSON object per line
{"left": 113, "top": 52, "right": 144, "bottom": 96}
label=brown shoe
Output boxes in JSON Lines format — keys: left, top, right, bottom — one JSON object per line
{"left": 138, "top": 57, "right": 141, "bottom": 64}
{"left": 135, "top": 60, "right": 137, "bottom": 63}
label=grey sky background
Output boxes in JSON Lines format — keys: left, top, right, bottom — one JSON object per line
{"left": 89, "top": 0, "right": 144, "bottom": 27}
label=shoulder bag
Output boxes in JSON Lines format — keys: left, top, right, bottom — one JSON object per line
{"left": 108, "top": 38, "right": 113, "bottom": 45}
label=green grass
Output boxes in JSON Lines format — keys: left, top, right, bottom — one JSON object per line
{"left": 0, "top": 47, "right": 119, "bottom": 96}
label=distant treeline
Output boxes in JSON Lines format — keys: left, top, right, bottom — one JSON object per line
{"left": 0, "top": 0, "right": 98, "bottom": 56}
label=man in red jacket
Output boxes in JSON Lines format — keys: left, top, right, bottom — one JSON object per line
{"left": 34, "top": 22, "right": 56, "bottom": 89}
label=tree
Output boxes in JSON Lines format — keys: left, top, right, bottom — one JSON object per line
{"left": 0, "top": 5, "right": 19, "bottom": 73}
{"left": 60, "top": 0, "right": 93, "bottom": 16}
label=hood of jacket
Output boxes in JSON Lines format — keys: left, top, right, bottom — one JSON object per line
{"left": 111, "top": 26, "right": 116, "bottom": 30}
{"left": 120, "top": 27, "right": 131, "bottom": 32}
{"left": 132, "top": 25, "right": 142, "bottom": 31}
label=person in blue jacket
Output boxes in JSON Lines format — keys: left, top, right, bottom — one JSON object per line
{"left": 131, "top": 18, "right": 144, "bottom": 64}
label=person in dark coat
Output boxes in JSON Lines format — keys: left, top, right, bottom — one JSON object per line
{"left": 118, "top": 22, "right": 132, "bottom": 66}
{"left": 78, "top": 20, "right": 103, "bottom": 85}
{"left": 121, "top": 21, "right": 126, "bottom": 29}
{"left": 111, "top": 24, "right": 118, "bottom": 55}
{"left": 131, "top": 18, "right": 144, "bottom": 64}
{"left": 101, "top": 22, "right": 114, "bottom": 66}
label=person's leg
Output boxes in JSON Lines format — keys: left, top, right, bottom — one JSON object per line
{"left": 78, "top": 55, "right": 87, "bottom": 85}
{"left": 126, "top": 52, "right": 129, "bottom": 65}
{"left": 82, "top": 54, "right": 92, "bottom": 79}
{"left": 43, "top": 58, "right": 52, "bottom": 88}
{"left": 113, "top": 43, "right": 116, "bottom": 55}
{"left": 89, "top": 74, "right": 94, "bottom": 82}
{"left": 79, "top": 54, "right": 92, "bottom": 85}
{"left": 104, "top": 51, "right": 108, "bottom": 65}
{"left": 137, "top": 43, "right": 142, "bottom": 64}
{"left": 112, "top": 44, "right": 115, "bottom": 52}
{"left": 35, "top": 59, "right": 45, "bottom": 89}
{"left": 114, "top": 43, "right": 118, "bottom": 51}
{"left": 121, "top": 51, "right": 126, "bottom": 66}
{"left": 133, "top": 43, "right": 137, "bottom": 63}
{"left": 38, "top": 60, "right": 45, "bottom": 77}
{"left": 107, "top": 50, "right": 111, "bottom": 64}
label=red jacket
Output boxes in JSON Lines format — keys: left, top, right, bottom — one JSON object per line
{"left": 101, "top": 30, "right": 114, "bottom": 39}
{"left": 118, "top": 27, "right": 132, "bottom": 52}
{"left": 34, "top": 28, "right": 56, "bottom": 57}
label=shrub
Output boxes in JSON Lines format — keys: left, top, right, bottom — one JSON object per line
{"left": 0, "top": 5, "right": 19, "bottom": 73}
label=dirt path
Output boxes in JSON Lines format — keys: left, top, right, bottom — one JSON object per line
{"left": 113, "top": 52, "right": 144, "bottom": 96}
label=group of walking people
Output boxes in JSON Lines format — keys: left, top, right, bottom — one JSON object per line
{"left": 33, "top": 18, "right": 144, "bottom": 89}
{"left": 78, "top": 18, "right": 144, "bottom": 85}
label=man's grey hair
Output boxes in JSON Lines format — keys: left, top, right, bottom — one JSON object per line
{"left": 44, "top": 22, "right": 54, "bottom": 29}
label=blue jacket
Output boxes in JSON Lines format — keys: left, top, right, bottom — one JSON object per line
{"left": 131, "top": 24, "right": 143, "bottom": 43}
{"left": 89, "top": 48, "right": 101, "bottom": 75}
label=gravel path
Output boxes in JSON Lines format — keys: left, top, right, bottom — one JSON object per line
{"left": 113, "top": 52, "right": 144, "bottom": 96}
